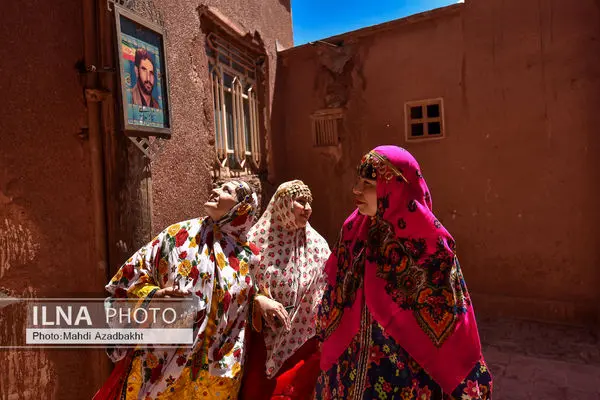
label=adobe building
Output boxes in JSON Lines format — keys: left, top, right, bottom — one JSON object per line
{"left": 1, "top": 0, "right": 600, "bottom": 397}
{"left": 0, "top": 0, "right": 292, "bottom": 397}
{"left": 272, "top": 0, "right": 600, "bottom": 328}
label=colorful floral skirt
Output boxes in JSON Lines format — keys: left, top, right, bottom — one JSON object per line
{"left": 314, "top": 309, "right": 492, "bottom": 400}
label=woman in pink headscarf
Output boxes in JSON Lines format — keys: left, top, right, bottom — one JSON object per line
{"left": 315, "top": 146, "right": 492, "bottom": 399}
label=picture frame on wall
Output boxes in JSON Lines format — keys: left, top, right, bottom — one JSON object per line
{"left": 114, "top": 5, "right": 172, "bottom": 137}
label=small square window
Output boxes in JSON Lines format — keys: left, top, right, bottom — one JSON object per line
{"left": 405, "top": 98, "right": 444, "bottom": 141}
{"left": 311, "top": 108, "right": 343, "bottom": 147}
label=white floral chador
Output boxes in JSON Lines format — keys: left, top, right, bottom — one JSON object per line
{"left": 248, "top": 180, "right": 331, "bottom": 377}
{"left": 102, "top": 183, "right": 260, "bottom": 399}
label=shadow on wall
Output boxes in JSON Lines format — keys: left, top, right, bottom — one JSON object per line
{"left": 278, "top": 0, "right": 291, "bottom": 13}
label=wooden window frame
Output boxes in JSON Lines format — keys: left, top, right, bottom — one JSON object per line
{"left": 206, "top": 32, "right": 263, "bottom": 173}
{"left": 404, "top": 98, "right": 445, "bottom": 142}
{"left": 310, "top": 108, "right": 343, "bottom": 147}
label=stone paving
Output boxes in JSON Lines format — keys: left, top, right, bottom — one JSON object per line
{"left": 478, "top": 318, "right": 600, "bottom": 399}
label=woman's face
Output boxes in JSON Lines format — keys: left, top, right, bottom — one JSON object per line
{"left": 353, "top": 177, "right": 377, "bottom": 216}
{"left": 204, "top": 181, "right": 240, "bottom": 221}
{"left": 292, "top": 196, "right": 312, "bottom": 228}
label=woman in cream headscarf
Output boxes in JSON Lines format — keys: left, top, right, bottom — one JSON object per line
{"left": 240, "top": 180, "right": 331, "bottom": 400}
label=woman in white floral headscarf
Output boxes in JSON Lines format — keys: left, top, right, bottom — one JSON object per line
{"left": 94, "top": 180, "right": 260, "bottom": 400}
{"left": 240, "top": 180, "right": 331, "bottom": 400}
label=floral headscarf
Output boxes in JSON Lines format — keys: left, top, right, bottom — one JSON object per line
{"left": 318, "top": 146, "right": 483, "bottom": 394}
{"left": 249, "top": 180, "right": 330, "bottom": 377}
{"left": 105, "top": 180, "right": 260, "bottom": 397}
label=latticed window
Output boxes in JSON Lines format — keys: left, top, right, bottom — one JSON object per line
{"left": 310, "top": 108, "right": 343, "bottom": 147}
{"left": 206, "top": 33, "right": 262, "bottom": 171}
{"left": 405, "top": 98, "right": 445, "bottom": 141}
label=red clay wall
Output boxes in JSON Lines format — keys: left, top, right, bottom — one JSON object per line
{"left": 0, "top": 0, "right": 292, "bottom": 397}
{"left": 150, "top": 0, "right": 293, "bottom": 233}
{"left": 0, "top": 0, "right": 108, "bottom": 398}
{"left": 273, "top": 0, "right": 600, "bottom": 326}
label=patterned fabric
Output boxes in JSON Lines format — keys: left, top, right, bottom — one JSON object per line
{"left": 275, "top": 181, "right": 314, "bottom": 205}
{"left": 314, "top": 303, "right": 493, "bottom": 400}
{"left": 104, "top": 183, "right": 260, "bottom": 399}
{"left": 318, "top": 146, "right": 489, "bottom": 395}
{"left": 248, "top": 180, "right": 331, "bottom": 377}
{"left": 122, "top": 283, "right": 244, "bottom": 399}
{"left": 357, "top": 150, "right": 408, "bottom": 183}
{"left": 125, "top": 358, "right": 243, "bottom": 399}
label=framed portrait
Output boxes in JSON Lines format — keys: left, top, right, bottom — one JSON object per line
{"left": 114, "top": 5, "right": 172, "bottom": 137}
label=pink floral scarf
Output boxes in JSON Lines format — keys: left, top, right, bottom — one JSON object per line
{"left": 318, "top": 146, "right": 483, "bottom": 394}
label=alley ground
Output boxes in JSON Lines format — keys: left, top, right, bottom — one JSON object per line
{"left": 480, "top": 318, "right": 600, "bottom": 399}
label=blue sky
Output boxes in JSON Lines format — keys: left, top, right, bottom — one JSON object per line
{"left": 292, "top": 0, "right": 460, "bottom": 45}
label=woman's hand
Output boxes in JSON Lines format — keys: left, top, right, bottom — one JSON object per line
{"left": 154, "top": 286, "right": 190, "bottom": 298}
{"left": 255, "top": 295, "right": 291, "bottom": 332}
